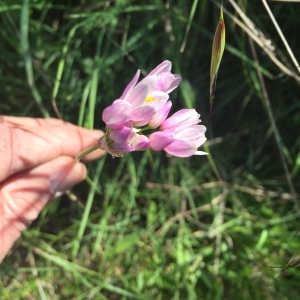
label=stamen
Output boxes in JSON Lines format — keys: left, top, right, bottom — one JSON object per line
{"left": 145, "top": 96, "right": 156, "bottom": 103}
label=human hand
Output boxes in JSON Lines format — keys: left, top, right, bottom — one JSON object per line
{"left": 0, "top": 116, "right": 105, "bottom": 262}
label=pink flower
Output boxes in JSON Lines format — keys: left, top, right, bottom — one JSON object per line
{"left": 102, "top": 100, "right": 132, "bottom": 129}
{"left": 98, "top": 127, "right": 150, "bottom": 157}
{"left": 98, "top": 135, "right": 126, "bottom": 157}
{"left": 122, "top": 61, "right": 181, "bottom": 98}
{"left": 128, "top": 61, "right": 181, "bottom": 128}
{"left": 102, "top": 61, "right": 181, "bottom": 130}
{"left": 81, "top": 60, "right": 198, "bottom": 163}
{"left": 128, "top": 130, "right": 150, "bottom": 151}
{"left": 99, "top": 61, "right": 208, "bottom": 158}
{"left": 149, "top": 109, "right": 207, "bottom": 157}
{"left": 148, "top": 61, "right": 182, "bottom": 93}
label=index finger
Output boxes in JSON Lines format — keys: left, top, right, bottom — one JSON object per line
{"left": 0, "top": 116, "right": 69, "bottom": 127}
{"left": 0, "top": 118, "right": 105, "bottom": 182}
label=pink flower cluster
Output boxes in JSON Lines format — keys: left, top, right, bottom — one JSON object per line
{"left": 98, "top": 61, "right": 207, "bottom": 157}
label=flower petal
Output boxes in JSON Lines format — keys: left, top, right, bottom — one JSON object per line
{"left": 194, "top": 151, "right": 208, "bottom": 155}
{"left": 120, "top": 70, "right": 140, "bottom": 100}
{"left": 131, "top": 106, "right": 156, "bottom": 126}
{"left": 148, "top": 60, "right": 172, "bottom": 75}
{"left": 110, "top": 126, "right": 132, "bottom": 143}
{"left": 145, "top": 91, "right": 169, "bottom": 108}
{"left": 157, "top": 73, "right": 182, "bottom": 93}
{"left": 127, "top": 83, "right": 148, "bottom": 108}
{"left": 138, "top": 75, "right": 158, "bottom": 94}
{"left": 164, "top": 140, "right": 197, "bottom": 157}
{"left": 148, "top": 101, "right": 172, "bottom": 129}
{"left": 161, "top": 109, "right": 200, "bottom": 131}
{"left": 114, "top": 142, "right": 135, "bottom": 152}
{"left": 195, "top": 134, "right": 207, "bottom": 148}
{"left": 131, "top": 134, "right": 150, "bottom": 151}
{"left": 149, "top": 131, "right": 174, "bottom": 151}
{"left": 102, "top": 100, "right": 132, "bottom": 129}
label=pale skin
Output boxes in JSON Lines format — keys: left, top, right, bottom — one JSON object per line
{"left": 0, "top": 116, "right": 105, "bottom": 263}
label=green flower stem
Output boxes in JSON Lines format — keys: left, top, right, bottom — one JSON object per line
{"left": 139, "top": 125, "right": 151, "bottom": 132}
{"left": 203, "top": 143, "right": 222, "bottom": 181}
{"left": 76, "top": 144, "right": 99, "bottom": 161}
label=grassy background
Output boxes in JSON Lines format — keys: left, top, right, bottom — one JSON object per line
{"left": 1, "top": 0, "right": 300, "bottom": 299}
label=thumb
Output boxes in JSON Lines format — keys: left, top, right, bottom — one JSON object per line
{"left": 0, "top": 156, "right": 86, "bottom": 263}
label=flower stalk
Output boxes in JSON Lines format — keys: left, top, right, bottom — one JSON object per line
{"left": 75, "top": 144, "right": 100, "bottom": 161}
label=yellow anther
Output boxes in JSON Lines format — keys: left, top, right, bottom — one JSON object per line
{"left": 145, "top": 96, "right": 156, "bottom": 103}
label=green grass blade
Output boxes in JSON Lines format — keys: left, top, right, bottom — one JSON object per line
{"left": 20, "top": 0, "right": 49, "bottom": 117}
{"left": 72, "top": 158, "right": 106, "bottom": 259}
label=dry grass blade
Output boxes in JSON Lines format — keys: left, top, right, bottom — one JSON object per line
{"left": 262, "top": 0, "right": 300, "bottom": 74}
{"left": 269, "top": 247, "right": 300, "bottom": 284}
{"left": 248, "top": 36, "right": 296, "bottom": 203}
{"left": 156, "top": 191, "right": 228, "bottom": 235}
